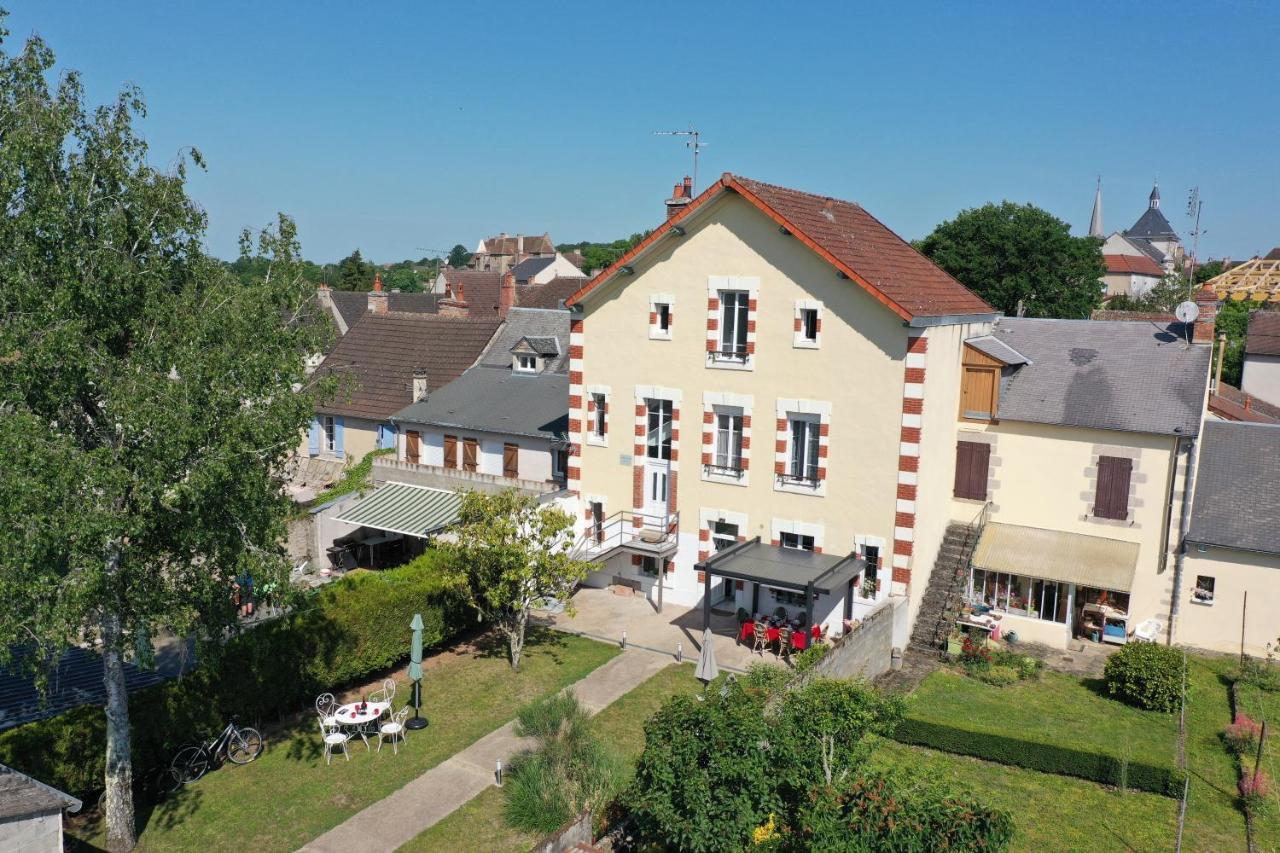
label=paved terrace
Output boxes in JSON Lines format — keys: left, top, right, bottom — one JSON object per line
{"left": 538, "top": 586, "right": 773, "bottom": 673}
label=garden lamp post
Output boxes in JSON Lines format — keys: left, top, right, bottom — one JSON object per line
{"left": 406, "top": 613, "right": 428, "bottom": 730}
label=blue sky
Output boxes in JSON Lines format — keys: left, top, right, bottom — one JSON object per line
{"left": 7, "top": 1, "right": 1277, "bottom": 263}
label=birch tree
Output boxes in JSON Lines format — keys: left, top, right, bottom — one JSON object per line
{"left": 0, "top": 21, "right": 329, "bottom": 850}
{"left": 445, "top": 489, "right": 589, "bottom": 670}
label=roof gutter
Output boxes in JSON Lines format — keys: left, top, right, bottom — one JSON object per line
{"left": 908, "top": 312, "right": 1001, "bottom": 328}
{"left": 1167, "top": 435, "right": 1198, "bottom": 645}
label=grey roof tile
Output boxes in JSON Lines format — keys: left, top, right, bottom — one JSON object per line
{"left": 480, "top": 308, "right": 570, "bottom": 373}
{"left": 992, "top": 317, "right": 1210, "bottom": 436}
{"left": 1186, "top": 420, "right": 1280, "bottom": 554}
{"left": 0, "top": 763, "right": 80, "bottom": 819}
{"left": 510, "top": 256, "right": 556, "bottom": 282}
{"left": 1126, "top": 207, "right": 1179, "bottom": 241}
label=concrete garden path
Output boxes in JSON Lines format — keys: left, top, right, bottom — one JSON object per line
{"left": 298, "top": 648, "right": 673, "bottom": 853}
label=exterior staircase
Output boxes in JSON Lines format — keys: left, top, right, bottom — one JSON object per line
{"left": 907, "top": 509, "right": 988, "bottom": 657}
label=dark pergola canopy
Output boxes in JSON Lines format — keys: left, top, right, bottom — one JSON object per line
{"left": 695, "top": 537, "right": 866, "bottom": 629}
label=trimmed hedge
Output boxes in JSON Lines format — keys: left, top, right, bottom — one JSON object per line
{"left": 892, "top": 717, "right": 1185, "bottom": 797}
{"left": 0, "top": 551, "right": 468, "bottom": 800}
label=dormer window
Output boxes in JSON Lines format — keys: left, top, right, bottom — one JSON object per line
{"left": 514, "top": 354, "right": 538, "bottom": 374}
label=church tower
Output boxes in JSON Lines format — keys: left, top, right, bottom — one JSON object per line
{"left": 1088, "top": 177, "right": 1104, "bottom": 238}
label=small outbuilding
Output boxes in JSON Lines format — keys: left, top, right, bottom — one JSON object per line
{"left": 0, "top": 762, "right": 81, "bottom": 852}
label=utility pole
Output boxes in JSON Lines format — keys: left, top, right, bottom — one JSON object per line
{"left": 653, "top": 126, "right": 707, "bottom": 194}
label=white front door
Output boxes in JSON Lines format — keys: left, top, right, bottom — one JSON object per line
{"left": 643, "top": 459, "right": 669, "bottom": 521}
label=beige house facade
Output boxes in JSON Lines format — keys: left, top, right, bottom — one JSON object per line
{"left": 565, "top": 174, "right": 996, "bottom": 637}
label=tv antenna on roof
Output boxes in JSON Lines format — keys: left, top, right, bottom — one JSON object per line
{"left": 1185, "top": 187, "right": 1206, "bottom": 295}
{"left": 653, "top": 126, "right": 707, "bottom": 195}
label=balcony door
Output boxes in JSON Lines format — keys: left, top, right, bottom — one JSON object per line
{"left": 643, "top": 398, "right": 672, "bottom": 522}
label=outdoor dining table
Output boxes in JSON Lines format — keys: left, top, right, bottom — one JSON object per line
{"left": 334, "top": 700, "right": 389, "bottom": 748}
{"left": 738, "top": 620, "right": 810, "bottom": 651}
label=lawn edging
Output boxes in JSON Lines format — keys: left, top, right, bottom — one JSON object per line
{"left": 892, "top": 716, "right": 1186, "bottom": 796}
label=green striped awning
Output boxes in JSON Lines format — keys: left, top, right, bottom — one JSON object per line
{"left": 334, "top": 483, "right": 463, "bottom": 538}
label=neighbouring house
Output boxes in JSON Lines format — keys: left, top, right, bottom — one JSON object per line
{"left": 513, "top": 276, "right": 585, "bottom": 310}
{"left": 1101, "top": 231, "right": 1171, "bottom": 277}
{"left": 510, "top": 253, "right": 586, "bottom": 286}
{"left": 1181, "top": 420, "right": 1280, "bottom": 656}
{"left": 468, "top": 232, "right": 556, "bottom": 274}
{"left": 1101, "top": 252, "right": 1165, "bottom": 300}
{"left": 388, "top": 307, "right": 571, "bottom": 488}
{"left": 1208, "top": 381, "right": 1280, "bottom": 423}
{"left": 302, "top": 308, "right": 502, "bottom": 468}
{"left": 956, "top": 317, "right": 1211, "bottom": 648}
{"left": 564, "top": 172, "right": 999, "bottom": 638}
{"left": 1241, "top": 309, "right": 1280, "bottom": 407}
{"left": 0, "top": 764, "right": 81, "bottom": 852}
{"left": 316, "top": 277, "right": 440, "bottom": 336}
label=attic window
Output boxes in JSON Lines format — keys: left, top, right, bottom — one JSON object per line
{"left": 514, "top": 354, "right": 538, "bottom": 374}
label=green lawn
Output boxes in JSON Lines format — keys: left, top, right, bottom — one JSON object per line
{"left": 905, "top": 668, "right": 1178, "bottom": 769}
{"left": 866, "top": 740, "right": 1180, "bottom": 852}
{"left": 402, "top": 661, "right": 704, "bottom": 852}
{"left": 1234, "top": 676, "right": 1280, "bottom": 851}
{"left": 68, "top": 630, "right": 620, "bottom": 853}
{"left": 1183, "top": 655, "right": 1252, "bottom": 851}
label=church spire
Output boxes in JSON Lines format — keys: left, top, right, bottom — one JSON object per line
{"left": 1088, "top": 176, "right": 1104, "bottom": 237}
{"left": 1149, "top": 180, "right": 1160, "bottom": 209}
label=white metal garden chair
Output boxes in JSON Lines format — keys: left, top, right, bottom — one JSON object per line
{"left": 315, "top": 693, "right": 338, "bottom": 727}
{"left": 319, "top": 718, "right": 350, "bottom": 765}
{"left": 369, "top": 678, "right": 396, "bottom": 708}
{"left": 377, "top": 706, "right": 411, "bottom": 754}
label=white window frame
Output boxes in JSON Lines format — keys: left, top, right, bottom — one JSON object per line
{"left": 323, "top": 415, "right": 336, "bottom": 453}
{"left": 1192, "top": 575, "right": 1215, "bottom": 605}
{"left": 793, "top": 300, "right": 823, "bottom": 349}
{"left": 775, "top": 399, "right": 829, "bottom": 496}
{"left": 592, "top": 393, "right": 607, "bottom": 438}
{"left": 787, "top": 415, "right": 821, "bottom": 483}
{"left": 585, "top": 385, "right": 610, "bottom": 447}
{"left": 779, "top": 531, "right": 815, "bottom": 552}
{"left": 713, "top": 409, "right": 744, "bottom": 474}
{"left": 717, "top": 290, "right": 750, "bottom": 360}
{"left": 514, "top": 354, "right": 538, "bottom": 373}
{"left": 706, "top": 277, "right": 758, "bottom": 371}
{"left": 649, "top": 293, "right": 675, "bottom": 340}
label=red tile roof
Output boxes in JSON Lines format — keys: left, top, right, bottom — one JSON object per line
{"left": 1103, "top": 253, "right": 1165, "bottom": 277}
{"left": 1210, "top": 382, "right": 1280, "bottom": 423}
{"left": 567, "top": 173, "right": 993, "bottom": 322}
{"left": 1246, "top": 310, "right": 1280, "bottom": 356}
{"left": 314, "top": 312, "right": 501, "bottom": 420}
{"left": 440, "top": 270, "right": 505, "bottom": 317}
{"left": 517, "top": 277, "right": 581, "bottom": 310}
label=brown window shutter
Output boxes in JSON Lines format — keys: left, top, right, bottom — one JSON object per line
{"left": 503, "top": 443, "right": 519, "bottom": 479}
{"left": 405, "top": 430, "right": 421, "bottom": 465}
{"left": 954, "top": 441, "right": 990, "bottom": 500}
{"left": 1095, "top": 456, "right": 1132, "bottom": 520}
{"left": 953, "top": 441, "right": 973, "bottom": 497}
{"left": 462, "top": 437, "right": 478, "bottom": 472}
{"left": 444, "top": 435, "right": 458, "bottom": 468}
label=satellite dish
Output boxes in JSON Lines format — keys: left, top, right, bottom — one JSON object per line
{"left": 1175, "top": 301, "right": 1200, "bottom": 323}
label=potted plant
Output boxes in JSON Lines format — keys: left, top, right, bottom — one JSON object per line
{"left": 861, "top": 578, "right": 878, "bottom": 600}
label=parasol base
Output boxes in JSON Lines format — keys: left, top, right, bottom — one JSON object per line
{"left": 405, "top": 717, "right": 428, "bottom": 730}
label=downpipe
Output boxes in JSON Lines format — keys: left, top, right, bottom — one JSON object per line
{"left": 1168, "top": 436, "right": 1197, "bottom": 645}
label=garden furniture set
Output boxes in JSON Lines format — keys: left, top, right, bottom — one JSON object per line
{"left": 315, "top": 679, "right": 410, "bottom": 765}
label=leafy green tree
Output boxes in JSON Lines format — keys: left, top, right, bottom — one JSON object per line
{"left": 0, "top": 22, "right": 328, "bottom": 849}
{"left": 381, "top": 266, "right": 421, "bottom": 293}
{"left": 1194, "top": 259, "right": 1225, "bottom": 285}
{"left": 336, "top": 248, "right": 374, "bottom": 291}
{"left": 557, "top": 232, "right": 649, "bottom": 273}
{"left": 916, "top": 202, "right": 1105, "bottom": 318}
{"left": 1215, "top": 299, "right": 1254, "bottom": 388}
{"left": 447, "top": 243, "right": 472, "bottom": 268}
{"left": 443, "top": 490, "right": 589, "bottom": 670}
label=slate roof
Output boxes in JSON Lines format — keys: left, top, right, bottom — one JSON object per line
{"left": 0, "top": 645, "right": 168, "bottom": 732}
{"left": 1104, "top": 253, "right": 1165, "bottom": 277}
{"left": 990, "top": 317, "right": 1210, "bottom": 436}
{"left": 517, "top": 276, "right": 583, "bottom": 310}
{"left": 1092, "top": 309, "right": 1176, "bottom": 323}
{"left": 510, "top": 255, "right": 557, "bottom": 282}
{"left": 567, "top": 173, "right": 995, "bottom": 323}
{"left": 517, "top": 336, "right": 560, "bottom": 357}
{"left": 1186, "top": 420, "right": 1280, "bottom": 554}
{"left": 1126, "top": 206, "right": 1179, "bottom": 241}
{"left": 1245, "top": 310, "right": 1280, "bottom": 356}
{"left": 313, "top": 312, "right": 501, "bottom": 419}
{"left": 0, "top": 763, "right": 80, "bottom": 820}
{"left": 393, "top": 308, "right": 570, "bottom": 440}
{"left": 328, "top": 290, "right": 439, "bottom": 332}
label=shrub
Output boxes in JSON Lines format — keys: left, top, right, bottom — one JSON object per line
{"left": 1103, "top": 642, "right": 1183, "bottom": 712}
{"left": 1236, "top": 656, "right": 1280, "bottom": 693}
{"left": 795, "top": 771, "right": 1015, "bottom": 852}
{"left": 959, "top": 635, "right": 993, "bottom": 672}
{"left": 1223, "top": 713, "right": 1262, "bottom": 755}
{"left": 741, "top": 662, "right": 792, "bottom": 697}
{"left": 0, "top": 551, "right": 467, "bottom": 800}
{"left": 1239, "top": 770, "right": 1272, "bottom": 813}
{"left": 977, "top": 666, "right": 1020, "bottom": 687}
{"left": 792, "top": 643, "right": 829, "bottom": 674}
{"left": 505, "top": 694, "right": 619, "bottom": 835}
{"left": 892, "top": 717, "right": 1184, "bottom": 796}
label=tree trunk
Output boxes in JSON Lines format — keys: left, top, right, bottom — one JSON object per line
{"left": 102, "top": 591, "right": 137, "bottom": 850}
{"left": 508, "top": 608, "right": 527, "bottom": 672}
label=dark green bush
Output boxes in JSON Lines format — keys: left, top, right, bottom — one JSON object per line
{"left": 793, "top": 771, "right": 1015, "bottom": 852}
{"left": 976, "top": 665, "right": 1020, "bottom": 687}
{"left": 892, "top": 717, "right": 1184, "bottom": 796}
{"left": 792, "top": 643, "right": 829, "bottom": 674}
{"left": 0, "top": 551, "right": 467, "bottom": 800}
{"left": 1104, "top": 642, "right": 1183, "bottom": 712}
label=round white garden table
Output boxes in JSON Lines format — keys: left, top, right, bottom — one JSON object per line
{"left": 334, "top": 701, "right": 389, "bottom": 748}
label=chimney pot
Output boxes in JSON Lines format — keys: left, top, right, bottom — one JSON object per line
{"left": 368, "top": 273, "right": 389, "bottom": 313}
{"left": 500, "top": 272, "right": 516, "bottom": 318}
{"left": 665, "top": 175, "right": 694, "bottom": 220}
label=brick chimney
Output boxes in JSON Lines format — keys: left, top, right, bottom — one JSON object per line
{"left": 368, "top": 272, "right": 388, "bottom": 314}
{"left": 666, "top": 175, "right": 693, "bottom": 219}
{"left": 499, "top": 271, "right": 516, "bottom": 318}
{"left": 517, "top": 234, "right": 524, "bottom": 255}
{"left": 316, "top": 282, "right": 333, "bottom": 310}
{"left": 438, "top": 281, "right": 469, "bottom": 317}
{"left": 1192, "top": 285, "right": 1218, "bottom": 344}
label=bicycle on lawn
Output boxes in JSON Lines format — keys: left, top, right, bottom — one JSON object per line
{"left": 168, "top": 718, "right": 264, "bottom": 788}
